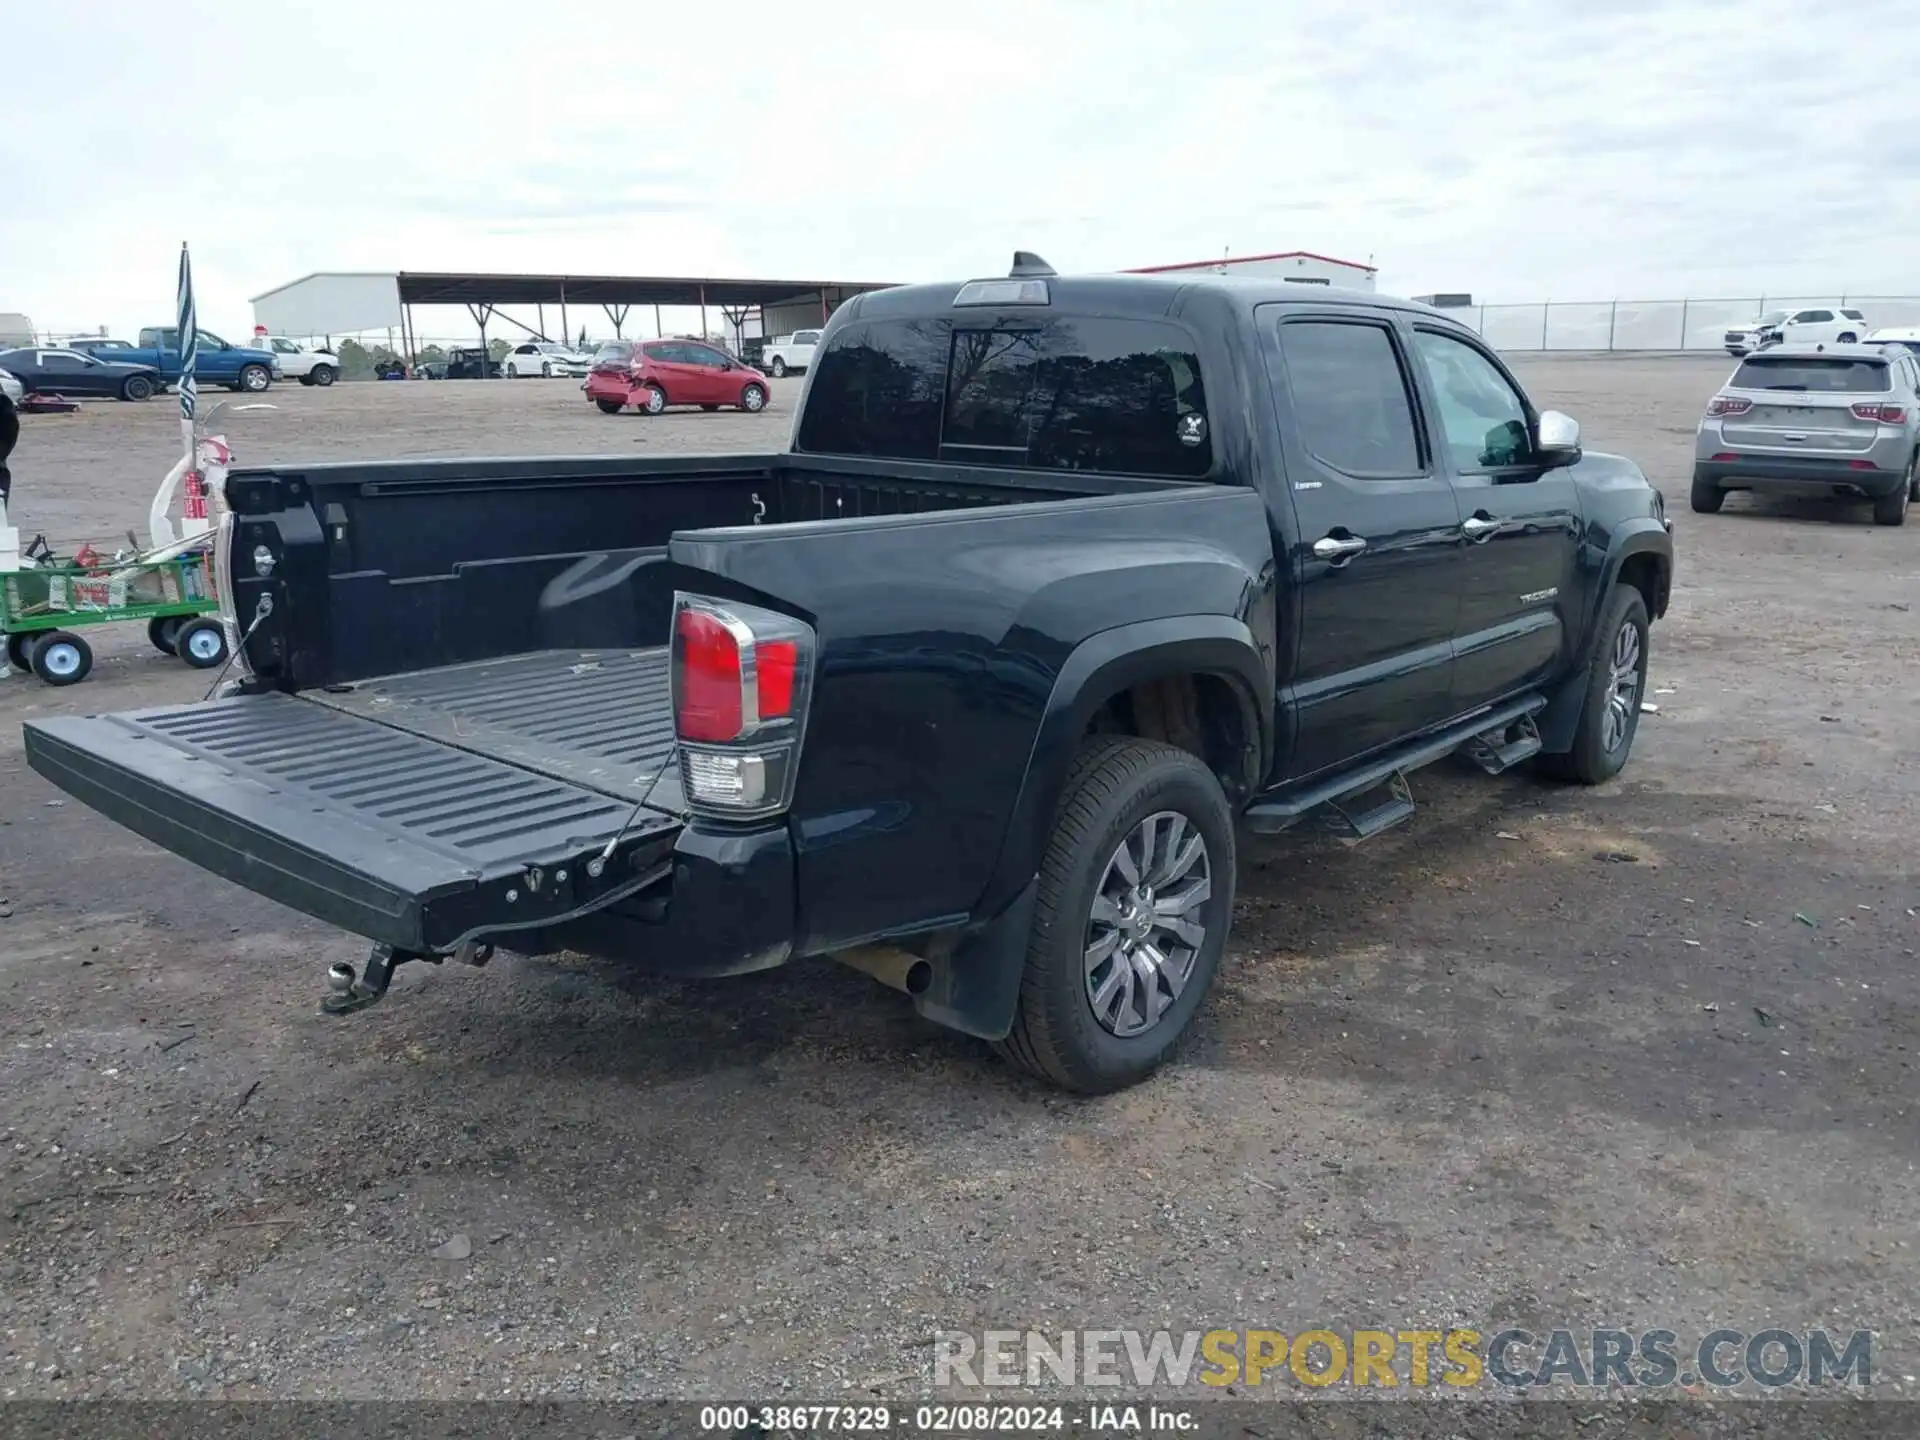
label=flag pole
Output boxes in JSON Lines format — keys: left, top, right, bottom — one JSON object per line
{"left": 175, "top": 243, "right": 209, "bottom": 540}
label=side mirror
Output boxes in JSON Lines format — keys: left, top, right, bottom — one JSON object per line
{"left": 1536, "top": 410, "right": 1582, "bottom": 469}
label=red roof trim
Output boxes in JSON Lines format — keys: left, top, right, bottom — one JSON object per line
{"left": 1124, "top": 249, "right": 1377, "bottom": 275}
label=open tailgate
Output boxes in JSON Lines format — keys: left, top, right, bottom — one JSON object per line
{"left": 23, "top": 692, "right": 683, "bottom": 954}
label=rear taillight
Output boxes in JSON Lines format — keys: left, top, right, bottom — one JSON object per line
{"left": 1706, "top": 396, "right": 1752, "bottom": 416}
{"left": 1850, "top": 402, "right": 1906, "bottom": 423}
{"left": 670, "top": 594, "right": 815, "bottom": 819}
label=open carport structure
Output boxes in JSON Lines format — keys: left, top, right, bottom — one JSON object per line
{"left": 251, "top": 270, "right": 898, "bottom": 357}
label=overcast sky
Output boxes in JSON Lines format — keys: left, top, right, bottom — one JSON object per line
{"left": 4, "top": 0, "right": 1913, "bottom": 343}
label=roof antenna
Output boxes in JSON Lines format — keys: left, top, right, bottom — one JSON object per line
{"left": 1009, "top": 251, "right": 1056, "bottom": 278}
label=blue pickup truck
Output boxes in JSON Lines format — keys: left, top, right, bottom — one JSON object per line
{"left": 87, "top": 328, "right": 279, "bottom": 392}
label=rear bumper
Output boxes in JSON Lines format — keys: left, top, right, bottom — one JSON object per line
{"left": 1694, "top": 456, "right": 1907, "bottom": 497}
{"left": 532, "top": 823, "right": 798, "bottom": 976}
{"left": 584, "top": 374, "right": 633, "bottom": 402}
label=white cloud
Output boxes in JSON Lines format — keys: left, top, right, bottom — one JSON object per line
{"left": 3, "top": 0, "right": 1913, "bottom": 343}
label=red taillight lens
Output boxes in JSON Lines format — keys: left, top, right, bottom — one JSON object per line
{"left": 674, "top": 607, "right": 744, "bottom": 742}
{"left": 1851, "top": 402, "right": 1906, "bottom": 423}
{"left": 756, "top": 639, "right": 798, "bottom": 719}
{"left": 1706, "top": 396, "right": 1752, "bottom": 416}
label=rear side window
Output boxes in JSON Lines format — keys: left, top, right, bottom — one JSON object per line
{"left": 797, "top": 316, "right": 1212, "bottom": 477}
{"left": 1731, "top": 357, "right": 1890, "bottom": 392}
{"left": 594, "top": 342, "right": 632, "bottom": 362}
{"left": 1841, "top": 309, "right": 1866, "bottom": 321}
{"left": 1274, "top": 320, "right": 1421, "bottom": 476}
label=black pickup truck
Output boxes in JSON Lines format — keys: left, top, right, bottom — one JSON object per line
{"left": 23, "top": 255, "right": 1673, "bottom": 1094}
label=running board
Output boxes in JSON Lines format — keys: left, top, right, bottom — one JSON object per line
{"left": 1319, "top": 771, "right": 1415, "bottom": 844}
{"left": 1244, "top": 694, "right": 1547, "bottom": 837}
{"left": 1460, "top": 712, "right": 1543, "bottom": 776}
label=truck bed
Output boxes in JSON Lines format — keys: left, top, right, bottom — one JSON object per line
{"left": 306, "top": 647, "right": 678, "bottom": 803}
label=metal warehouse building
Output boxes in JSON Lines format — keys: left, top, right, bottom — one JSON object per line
{"left": 250, "top": 270, "right": 896, "bottom": 355}
{"left": 1125, "top": 249, "right": 1377, "bottom": 290}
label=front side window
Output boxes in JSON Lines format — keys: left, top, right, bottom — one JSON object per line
{"left": 1274, "top": 320, "right": 1422, "bottom": 477}
{"left": 1411, "top": 329, "right": 1533, "bottom": 470}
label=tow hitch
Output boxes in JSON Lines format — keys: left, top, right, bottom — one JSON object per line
{"left": 320, "top": 939, "right": 496, "bottom": 1016}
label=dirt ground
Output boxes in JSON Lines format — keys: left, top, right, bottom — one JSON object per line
{"left": 0, "top": 361, "right": 1916, "bottom": 1406}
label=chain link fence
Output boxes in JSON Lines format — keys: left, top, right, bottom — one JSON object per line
{"left": 1453, "top": 296, "right": 1920, "bottom": 353}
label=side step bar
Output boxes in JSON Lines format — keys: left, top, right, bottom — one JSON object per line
{"left": 1244, "top": 694, "right": 1547, "bottom": 837}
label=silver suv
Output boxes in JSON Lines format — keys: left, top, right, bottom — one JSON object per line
{"left": 1693, "top": 344, "right": 1920, "bottom": 526}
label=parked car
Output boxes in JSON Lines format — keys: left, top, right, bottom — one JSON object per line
{"left": 1865, "top": 326, "right": 1920, "bottom": 358}
{"left": 103, "top": 327, "right": 278, "bottom": 392}
{"left": 504, "top": 342, "right": 590, "bottom": 379}
{"left": 1722, "top": 306, "right": 1869, "bottom": 356}
{"left": 0, "top": 367, "right": 22, "bottom": 405}
{"left": 586, "top": 338, "right": 769, "bottom": 414}
{"left": 441, "top": 346, "right": 500, "bottom": 380}
{"left": 1693, "top": 343, "right": 1919, "bottom": 525}
{"left": 258, "top": 335, "right": 340, "bottom": 387}
{"left": 22, "top": 255, "right": 1672, "bottom": 1094}
{"left": 757, "top": 329, "right": 821, "bottom": 377}
{"left": 0, "top": 347, "right": 163, "bottom": 401}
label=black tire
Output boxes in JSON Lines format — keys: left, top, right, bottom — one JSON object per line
{"left": 740, "top": 383, "right": 767, "bottom": 413}
{"left": 595, "top": 399, "right": 624, "bottom": 414}
{"left": 1837, "top": 332, "right": 1858, "bottom": 344}
{"left": 30, "top": 631, "right": 93, "bottom": 686}
{"left": 1535, "top": 586, "right": 1650, "bottom": 785}
{"left": 238, "top": 364, "right": 271, "bottom": 393}
{"left": 173, "top": 617, "right": 228, "bottom": 669}
{"left": 993, "top": 737, "right": 1236, "bottom": 1094}
{"left": 640, "top": 385, "right": 667, "bottom": 415}
{"left": 6, "top": 631, "right": 36, "bottom": 670}
{"left": 120, "top": 374, "right": 155, "bottom": 402}
{"left": 310, "top": 365, "right": 336, "bottom": 387}
{"left": 1690, "top": 475, "right": 1724, "bottom": 513}
{"left": 770, "top": 357, "right": 787, "bottom": 378}
{"left": 1909, "top": 451, "right": 1920, "bottom": 503}
{"left": 147, "top": 615, "right": 184, "bottom": 654}
{"left": 1872, "top": 482, "right": 1909, "bottom": 527}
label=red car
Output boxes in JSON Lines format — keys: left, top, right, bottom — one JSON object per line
{"left": 586, "top": 339, "right": 770, "bottom": 416}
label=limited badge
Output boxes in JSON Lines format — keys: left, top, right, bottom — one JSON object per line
{"left": 1177, "top": 413, "right": 1208, "bottom": 447}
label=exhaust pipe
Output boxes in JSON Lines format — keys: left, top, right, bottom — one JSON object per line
{"left": 834, "top": 945, "right": 934, "bottom": 997}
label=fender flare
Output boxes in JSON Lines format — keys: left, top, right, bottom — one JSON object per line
{"left": 974, "top": 614, "right": 1273, "bottom": 922}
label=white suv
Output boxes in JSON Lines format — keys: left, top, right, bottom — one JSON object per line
{"left": 1723, "top": 306, "right": 1869, "bottom": 355}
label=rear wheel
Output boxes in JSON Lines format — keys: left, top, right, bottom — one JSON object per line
{"left": 594, "top": 398, "right": 623, "bottom": 414}
{"left": 310, "top": 364, "right": 336, "bottom": 387}
{"left": 993, "top": 737, "right": 1235, "bottom": 1094}
{"left": 1837, "top": 332, "right": 1858, "bottom": 344}
{"left": 740, "top": 383, "right": 767, "bottom": 413}
{"left": 770, "top": 357, "right": 787, "bottom": 378}
{"left": 1873, "top": 480, "right": 1909, "bottom": 527}
{"left": 1690, "top": 474, "right": 1724, "bottom": 513}
{"left": 174, "top": 618, "right": 228, "bottom": 669}
{"left": 640, "top": 384, "right": 667, "bottom": 415}
{"left": 30, "top": 631, "right": 93, "bottom": 686}
{"left": 120, "top": 374, "right": 155, "bottom": 401}
{"left": 147, "top": 615, "right": 184, "bottom": 654}
{"left": 1535, "top": 585, "right": 1649, "bottom": 785}
{"left": 6, "top": 631, "right": 36, "bottom": 670}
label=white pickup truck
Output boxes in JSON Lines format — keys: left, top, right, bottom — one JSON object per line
{"left": 757, "top": 329, "right": 822, "bottom": 378}
{"left": 258, "top": 335, "right": 341, "bottom": 387}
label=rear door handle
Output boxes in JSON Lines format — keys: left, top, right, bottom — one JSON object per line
{"left": 1312, "top": 534, "right": 1369, "bottom": 562}
{"left": 1461, "top": 515, "right": 1502, "bottom": 541}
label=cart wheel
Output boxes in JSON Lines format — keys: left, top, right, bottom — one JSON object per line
{"left": 148, "top": 615, "right": 185, "bottom": 655}
{"left": 30, "top": 631, "right": 93, "bottom": 686}
{"left": 174, "top": 618, "right": 229, "bottom": 669}
{"left": 5, "top": 631, "right": 36, "bottom": 671}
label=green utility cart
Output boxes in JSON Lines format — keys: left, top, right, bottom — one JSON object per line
{"left": 2, "top": 545, "right": 229, "bottom": 686}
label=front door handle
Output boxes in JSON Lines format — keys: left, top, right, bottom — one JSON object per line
{"left": 1312, "top": 534, "right": 1369, "bottom": 562}
{"left": 1461, "top": 515, "right": 1502, "bottom": 541}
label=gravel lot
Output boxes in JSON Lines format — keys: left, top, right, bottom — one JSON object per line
{"left": 0, "top": 360, "right": 1915, "bottom": 1406}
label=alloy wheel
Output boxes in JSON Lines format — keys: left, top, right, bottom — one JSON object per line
{"left": 1083, "top": 810, "right": 1212, "bottom": 1038}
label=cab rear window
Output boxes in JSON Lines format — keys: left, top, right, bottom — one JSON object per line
{"left": 796, "top": 316, "right": 1212, "bottom": 478}
{"left": 1730, "top": 356, "right": 1889, "bottom": 392}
